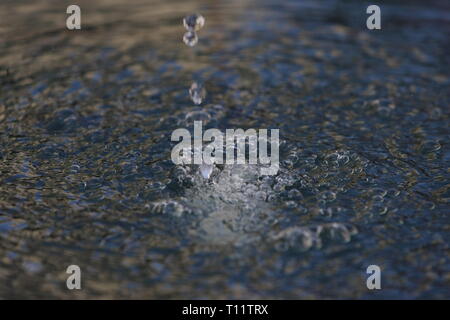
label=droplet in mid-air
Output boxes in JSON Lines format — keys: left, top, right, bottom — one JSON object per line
{"left": 189, "top": 82, "right": 206, "bottom": 105}
{"left": 183, "top": 14, "right": 205, "bottom": 31}
{"left": 182, "top": 14, "right": 205, "bottom": 47}
{"left": 183, "top": 31, "right": 198, "bottom": 47}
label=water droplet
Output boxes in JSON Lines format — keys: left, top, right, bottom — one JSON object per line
{"left": 183, "top": 14, "right": 205, "bottom": 31}
{"left": 189, "top": 82, "right": 206, "bottom": 104}
{"left": 183, "top": 31, "right": 198, "bottom": 47}
{"left": 199, "top": 163, "right": 213, "bottom": 179}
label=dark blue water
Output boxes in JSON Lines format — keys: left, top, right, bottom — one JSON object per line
{"left": 0, "top": 0, "right": 449, "bottom": 299}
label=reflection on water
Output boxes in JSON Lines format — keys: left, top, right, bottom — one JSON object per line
{"left": 0, "top": 0, "right": 449, "bottom": 299}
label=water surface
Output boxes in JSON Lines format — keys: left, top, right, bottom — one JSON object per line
{"left": 0, "top": 0, "right": 449, "bottom": 299}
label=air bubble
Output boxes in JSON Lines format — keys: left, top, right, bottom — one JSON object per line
{"left": 337, "top": 154, "right": 350, "bottom": 166}
{"left": 421, "top": 201, "right": 436, "bottom": 210}
{"left": 273, "top": 183, "right": 285, "bottom": 192}
{"left": 285, "top": 201, "right": 297, "bottom": 208}
{"left": 288, "top": 188, "right": 302, "bottom": 199}
{"left": 372, "top": 195, "right": 384, "bottom": 202}
{"left": 317, "top": 223, "right": 357, "bottom": 243}
{"left": 387, "top": 188, "right": 401, "bottom": 197}
{"left": 255, "top": 191, "right": 267, "bottom": 201}
{"left": 272, "top": 227, "right": 321, "bottom": 251}
{"left": 184, "top": 108, "right": 211, "bottom": 124}
{"left": 372, "top": 188, "right": 387, "bottom": 197}
{"left": 373, "top": 203, "right": 388, "bottom": 215}
{"left": 420, "top": 141, "right": 441, "bottom": 154}
{"left": 146, "top": 200, "right": 185, "bottom": 217}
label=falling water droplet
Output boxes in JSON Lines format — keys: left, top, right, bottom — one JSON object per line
{"left": 189, "top": 82, "right": 206, "bottom": 105}
{"left": 183, "top": 14, "right": 205, "bottom": 31}
{"left": 183, "top": 31, "right": 198, "bottom": 47}
{"left": 199, "top": 163, "right": 213, "bottom": 179}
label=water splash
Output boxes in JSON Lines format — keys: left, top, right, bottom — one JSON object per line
{"left": 199, "top": 163, "right": 214, "bottom": 179}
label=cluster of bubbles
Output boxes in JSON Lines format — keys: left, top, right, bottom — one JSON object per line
{"left": 270, "top": 223, "right": 358, "bottom": 251}
{"left": 156, "top": 152, "right": 361, "bottom": 248}
{"left": 145, "top": 200, "right": 186, "bottom": 217}
{"left": 150, "top": 110, "right": 363, "bottom": 246}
